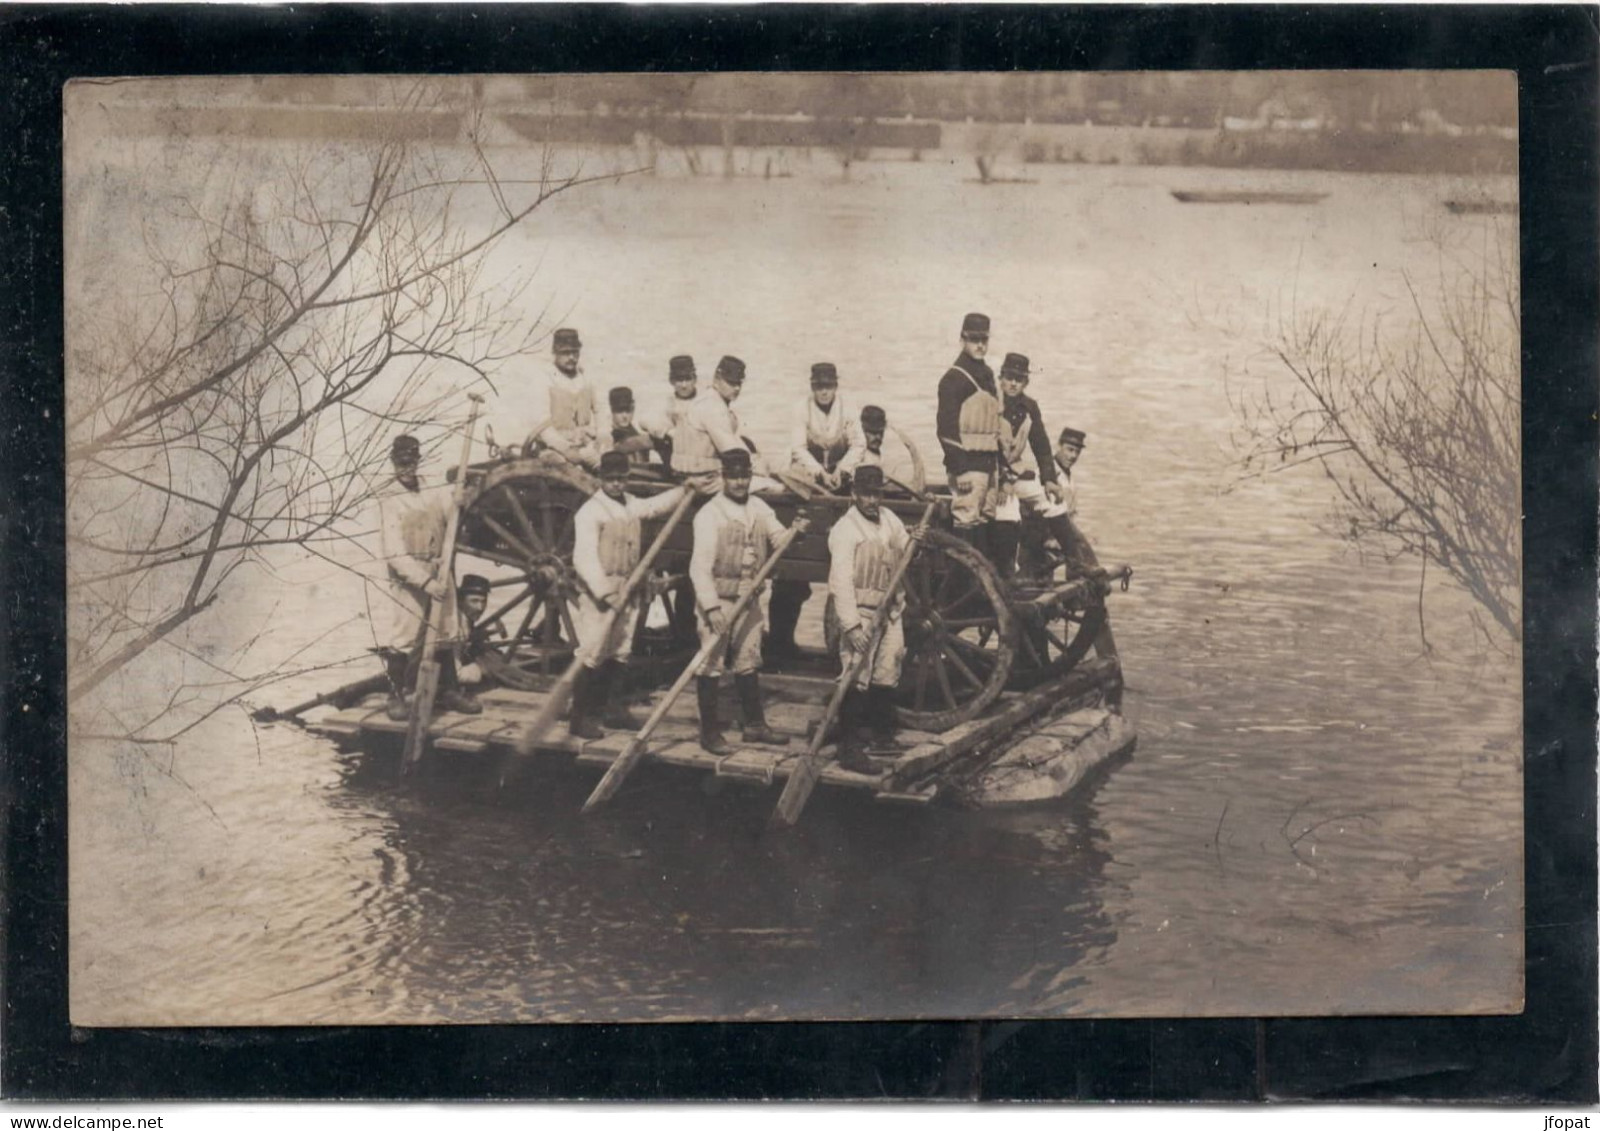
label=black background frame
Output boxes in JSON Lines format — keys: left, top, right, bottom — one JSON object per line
{"left": 3, "top": 4, "right": 1594, "bottom": 1103}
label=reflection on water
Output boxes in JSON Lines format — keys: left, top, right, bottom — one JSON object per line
{"left": 69, "top": 155, "right": 1520, "bottom": 1024}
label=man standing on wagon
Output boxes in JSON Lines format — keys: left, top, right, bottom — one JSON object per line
{"left": 935, "top": 312, "right": 1002, "bottom": 558}
{"left": 688, "top": 447, "right": 809, "bottom": 754}
{"left": 375, "top": 433, "right": 483, "bottom": 721}
{"left": 992, "top": 352, "right": 1075, "bottom": 580}
{"left": 825, "top": 464, "right": 916, "bottom": 771}
{"left": 565, "top": 451, "right": 691, "bottom": 739}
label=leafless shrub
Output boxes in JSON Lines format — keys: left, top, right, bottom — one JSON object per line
{"left": 66, "top": 80, "right": 620, "bottom": 737}
{"left": 1231, "top": 219, "right": 1520, "bottom": 647}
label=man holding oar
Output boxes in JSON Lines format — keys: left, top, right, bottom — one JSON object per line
{"left": 824, "top": 465, "right": 915, "bottom": 771}
{"left": 375, "top": 433, "right": 482, "bottom": 722}
{"left": 689, "top": 447, "right": 808, "bottom": 754}
{"left": 566, "top": 451, "right": 692, "bottom": 739}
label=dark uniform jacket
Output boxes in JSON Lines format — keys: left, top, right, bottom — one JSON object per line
{"left": 936, "top": 353, "right": 1000, "bottom": 476}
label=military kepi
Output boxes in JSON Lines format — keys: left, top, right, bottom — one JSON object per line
{"left": 961, "top": 312, "right": 990, "bottom": 337}
{"left": 1058, "top": 426, "right": 1087, "bottom": 447}
{"left": 860, "top": 404, "right": 887, "bottom": 430}
{"left": 609, "top": 386, "right": 634, "bottom": 411}
{"left": 599, "top": 450, "right": 631, "bottom": 478}
{"left": 553, "top": 327, "right": 582, "bottom": 350}
{"left": 719, "top": 447, "right": 753, "bottom": 474}
{"left": 459, "top": 574, "right": 491, "bottom": 598}
{"left": 391, "top": 433, "right": 421, "bottom": 461}
{"left": 669, "top": 355, "right": 696, "bottom": 380}
{"left": 810, "top": 362, "right": 838, "bottom": 386}
{"left": 716, "top": 355, "right": 746, "bottom": 383}
{"left": 1000, "top": 353, "right": 1031, "bottom": 379}
{"left": 852, "top": 464, "right": 885, "bottom": 491}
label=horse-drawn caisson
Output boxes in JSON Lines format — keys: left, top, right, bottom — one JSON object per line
{"left": 290, "top": 441, "right": 1136, "bottom": 820}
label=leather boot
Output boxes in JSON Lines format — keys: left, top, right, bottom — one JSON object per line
{"left": 1047, "top": 514, "right": 1098, "bottom": 577}
{"left": 834, "top": 686, "right": 875, "bottom": 773}
{"left": 697, "top": 676, "right": 732, "bottom": 755}
{"left": 865, "top": 684, "right": 903, "bottom": 752}
{"left": 599, "top": 660, "right": 641, "bottom": 729}
{"left": 991, "top": 521, "right": 1022, "bottom": 582}
{"left": 763, "top": 580, "right": 807, "bottom": 662}
{"left": 435, "top": 651, "right": 483, "bottom": 715}
{"left": 737, "top": 672, "right": 789, "bottom": 746}
{"left": 567, "top": 665, "right": 603, "bottom": 739}
{"left": 383, "top": 650, "right": 411, "bottom": 720}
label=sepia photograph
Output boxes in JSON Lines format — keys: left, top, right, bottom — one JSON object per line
{"left": 65, "top": 71, "right": 1523, "bottom": 1027}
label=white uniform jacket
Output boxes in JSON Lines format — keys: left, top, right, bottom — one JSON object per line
{"left": 826, "top": 505, "right": 910, "bottom": 633}
{"left": 502, "top": 364, "right": 599, "bottom": 456}
{"left": 570, "top": 485, "right": 688, "bottom": 665}
{"left": 689, "top": 492, "right": 787, "bottom": 613}
{"left": 677, "top": 391, "right": 748, "bottom": 476}
{"left": 788, "top": 394, "right": 861, "bottom": 478}
{"left": 376, "top": 475, "right": 458, "bottom": 650}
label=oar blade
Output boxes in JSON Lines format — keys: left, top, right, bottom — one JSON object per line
{"left": 583, "top": 737, "right": 646, "bottom": 812}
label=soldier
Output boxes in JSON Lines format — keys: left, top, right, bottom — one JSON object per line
{"left": 837, "top": 404, "right": 924, "bottom": 493}
{"left": 768, "top": 362, "right": 860, "bottom": 660}
{"left": 455, "top": 573, "right": 502, "bottom": 688}
{"left": 500, "top": 327, "right": 600, "bottom": 465}
{"left": 606, "top": 386, "right": 660, "bottom": 468}
{"left": 375, "top": 434, "right": 482, "bottom": 720}
{"left": 788, "top": 362, "right": 861, "bottom": 491}
{"left": 688, "top": 447, "right": 810, "bottom": 754}
{"left": 992, "top": 352, "right": 1074, "bottom": 580}
{"left": 675, "top": 355, "right": 753, "bottom": 487}
{"left": 1048, "top": 425, "right": 1099, "bottom": 575}
{"left": 652, "top": 353, "right": 700, "bottom": 475}
{"left": 566, "top": 451, "right": 691, "bottom": 739}
{"left": 935, "top": 312, "right": 1001, "bottom": 557}
{"left": 825, "top": 465, "right": 917, "bottom": 771}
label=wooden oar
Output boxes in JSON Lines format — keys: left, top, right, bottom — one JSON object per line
{"left": 249, "top": 672, "right": 388, "bottom": 723}
{"left": 401, "top": 393, "right": 485, "bottom": 777}
{"left": 582, "top": 521, "right": 808, "bottom": 813}
{"left": 770, "top": 499, "right": 939, "bottom": 828}
{"left": 510, "top": 487, "right": 696, "bottom": 760}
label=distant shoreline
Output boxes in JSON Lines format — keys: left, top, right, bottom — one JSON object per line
{"left": 85, "top": 102, "right": 1519, "bottom": 178}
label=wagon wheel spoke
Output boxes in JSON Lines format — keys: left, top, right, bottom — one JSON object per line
{"left": 912, "top": 652, "right": 931, "bottom": 711}
{"left": 933, "top": 650, "right": 958, "bottom": 709}
{"left": 536, "top": 480, "right": 556, "bottom": 547}
{"left": 945, "top": 632, "right": 999, "bottom": 670}
{"left": 941, "top": 640, "right": 984, "bottom": 691}
{"left": 940, "top": 578, "right": 975, "bottom": 615}
{"left": 557, "top": 598, "right": 580, "bottom": 649}
{"left": 513, "top": 591, "right": 546, "bottom": 648}
{"left": 484, "top": 585, "right": 534, "bottom": 631}
{"left": 481, "top": 513, "right": 536, "bottom": 562}
{"left": 1018, "top": 628, "right": 1045, "bottom": 669}
{"left": 500, "top": 487, "right": 545, "bottom": 554}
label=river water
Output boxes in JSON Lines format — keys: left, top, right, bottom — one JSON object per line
{"left": 69, "top": 146, "right": 1521, "bottom": 1024}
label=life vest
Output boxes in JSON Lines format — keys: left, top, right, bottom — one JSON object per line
{"left": 951, "top": 367, "right": 999, "bottom": 451}
{"left": 392, "top": 485, "right": 446, "bottom": 563}
{"left": 709, "top": 511, "right": 766, "bottom": 599}
{"left": 547, "top": 373, "right": 594, "bottom": 434}
{"left": 998, "top": 407, "right": 1031, "bottom": 466}
{"left": 805, "top": 397, "right": 851, "bottom": 471}
{"left": 677, "top": 397, "right": 735, "bottom": 475}
{"left": 596, "top": 505, "right": 642, "bottom": 580}
{"left": 851, "top": 529, "right": 897, "bottom": 610}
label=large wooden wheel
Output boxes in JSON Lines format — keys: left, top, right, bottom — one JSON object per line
{"left": 454, "top": 458, "right": 595, "bottom": 685}
{"left": 894, "top": 529, "right": 1015, "bottom": 731}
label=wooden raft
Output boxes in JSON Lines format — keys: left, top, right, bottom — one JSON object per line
{"left": 307, "top": 656, "right": 1122, "bottom": 805}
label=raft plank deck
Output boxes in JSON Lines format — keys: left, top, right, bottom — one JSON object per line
{"left": 305, "top": 655, "right": 1119, "bottom": 805}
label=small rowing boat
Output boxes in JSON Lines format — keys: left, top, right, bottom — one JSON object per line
{"left": 1170, "top": 189, "right": 1329, "bottom": 206}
